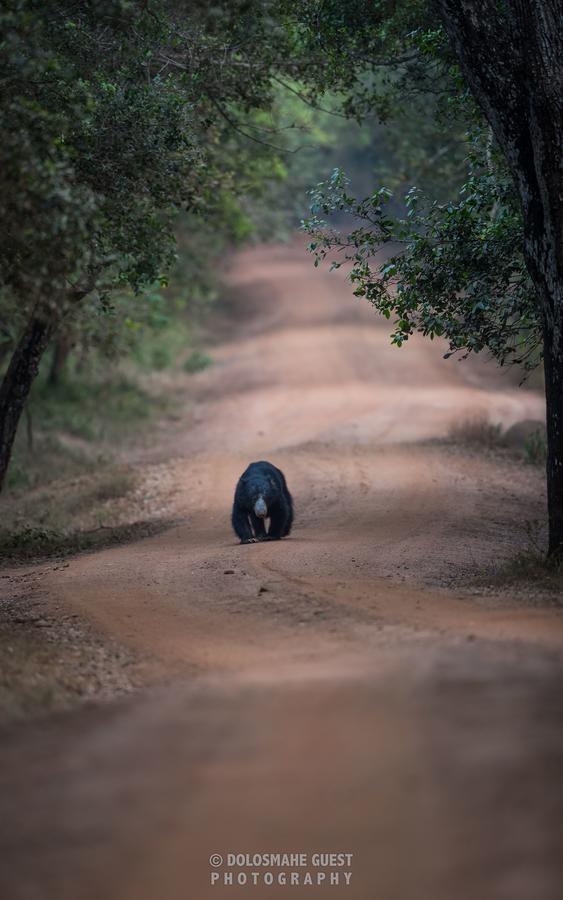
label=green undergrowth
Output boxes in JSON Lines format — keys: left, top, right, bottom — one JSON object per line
{"left": 130, "top": 316, "right": 212, "bottom": 373}
{"left": 5, "top": 342, "right": 179, "bottom": 494}
{"left": 29, "top": 374, "right": 155, "bottom": 441}
{"left": 183, "top": 349, "right": 213, "bottom": 374}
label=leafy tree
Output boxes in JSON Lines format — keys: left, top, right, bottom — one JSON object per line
{"left": 0, "top": 2, "right": 193, "bottom": 488}
{"left": 306, "top": 146, "right": 539, "bottom": 369}
{"left": 437, "top": 1, "right": 563, "bottom": 556}
{"left": 0, "top": 0, "right": 292, "bottom": 491}
{"left": 298, "top": 1, "right": 563, "bottom": 556}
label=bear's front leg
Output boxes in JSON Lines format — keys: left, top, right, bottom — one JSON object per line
{"left": 232, "top": 507, "right": 257, "bottom": 544}
{"left": 267, "top": 504, "right": 290, "bottom": 540}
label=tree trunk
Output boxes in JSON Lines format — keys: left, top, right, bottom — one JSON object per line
{"left": 0, "top": 315, "right": 54, "bottom": 492}
{"left": 436, "top": 0, "right": 563, "bottom": 555}
{"left": 520, "top": 146, "right": 563, "bottom": 557}
{"left": 543, "top": 318, "right": 563, "bottom": 555}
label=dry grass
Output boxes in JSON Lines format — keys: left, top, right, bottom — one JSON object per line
{"left": 473, "top": 520, "right": 563, "bottom": 603}
{"left": 482, "top": 551, "right": 563, "bottom": 602}
{"left": 447, "top": 416, "right": 547, "bottom": 466}
{"left": 0, "top": 462, "right": 178, "bottom": 564}
{"left": 447, "top": 416, "right": 504, "bottom": 450}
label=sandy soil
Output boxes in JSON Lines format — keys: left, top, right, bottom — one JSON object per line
{"left": 1, "top": 240, "right": 562, "bottom": 900}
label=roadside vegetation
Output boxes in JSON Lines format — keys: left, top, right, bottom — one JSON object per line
{"left": 446, "top": 416, "right": 547, "bottom": 466}
{"left": 299, "top": 1, "right": 561, "bottom": 555}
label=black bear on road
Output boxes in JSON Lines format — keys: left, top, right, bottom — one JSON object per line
{"left": 232, "top": 461, "right": 293, "bottom": 544}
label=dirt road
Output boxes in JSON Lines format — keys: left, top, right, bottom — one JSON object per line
{"left": 1, "top": 240, "right": 562, "bottom": 900}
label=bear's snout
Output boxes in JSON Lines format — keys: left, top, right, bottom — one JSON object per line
{"left": 254, "top": 497, "right": 268, "bottom": 518}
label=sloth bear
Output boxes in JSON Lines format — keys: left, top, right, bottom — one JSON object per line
{"left": 232, "top": 460, "right": 293, "bottom": 544}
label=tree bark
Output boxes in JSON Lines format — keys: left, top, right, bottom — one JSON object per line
{"left": 543, "top": 316, "right": 563, "bottom": 554}
{"left": 435, "top": 0, "right": 563, "bottom": 554}
{"left": 0, "top": 315, "right": 54, "bottom": 492}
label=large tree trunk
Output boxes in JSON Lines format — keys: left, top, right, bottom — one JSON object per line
{"left": 436, "top": 0, "right": 563, "bottom": 555}
{"left": 543, "top": 317, "right": 563, "bottom": 554}
{"left": 0, "top": 315, "right": 54, "bottom": 491}
{"left": 524, "top": 156, "right": 563, "bottom": 554}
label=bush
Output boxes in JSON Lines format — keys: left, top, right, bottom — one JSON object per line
{"left": 183, "top": 350, "right": 213, "bottom": 374}
{"left": 447, "top": 416, "right": 503, "bottom": 449}
{"left": 523, "top": 430, "right": 547, "bottom": 466}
